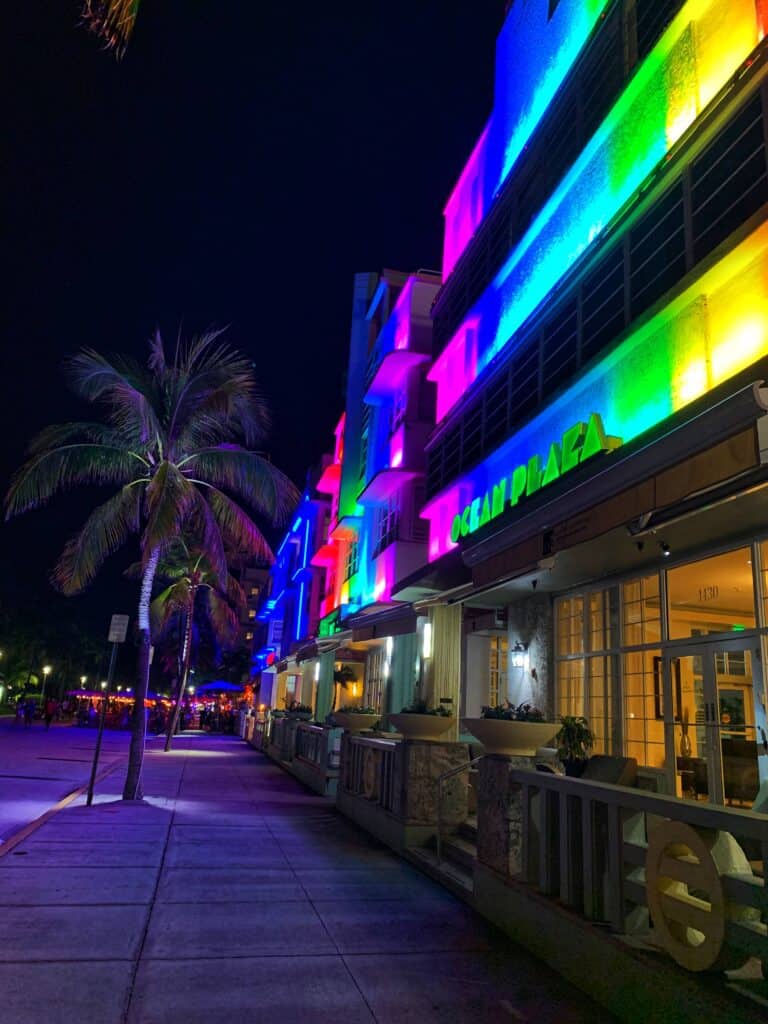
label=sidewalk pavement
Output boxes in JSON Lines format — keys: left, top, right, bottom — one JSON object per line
{"left": 0, "top": 732, "right": 613, "bottom": 1023}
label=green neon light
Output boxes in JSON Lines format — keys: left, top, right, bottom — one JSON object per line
{"left": 449, "top": 412, "right": 621, "bottom": 543}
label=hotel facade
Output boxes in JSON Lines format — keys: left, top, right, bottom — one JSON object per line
{"left": 248, "top": 0, "right": 768, "bottom": 999}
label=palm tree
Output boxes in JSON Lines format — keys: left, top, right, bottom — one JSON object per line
{"left": 5, "top": 330, "right": 298, "bottom": 798}
{"left": 145, "top": 541, "right": 245, "bottom": 751}
{"left": 81, "top": 1, "right": 141, "bottom": 57}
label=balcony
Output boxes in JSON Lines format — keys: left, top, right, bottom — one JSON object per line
{"left": 364, "top": 349, "right": 429, "bottom": 404}
{"left": 357, "top": 467, "right": 419, "bottom": 507}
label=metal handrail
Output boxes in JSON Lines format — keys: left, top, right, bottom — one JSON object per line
{"left": 436, "top": 755, "right": 485, "bottom": 864}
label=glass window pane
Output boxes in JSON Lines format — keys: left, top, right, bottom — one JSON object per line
{"left": 667, "top": 548, "right": 755, "bottom": 640}
{"left": 622, "top": 649, "right": 664, "bottom": 767}
{"left": 622, "top": 574, "right": 661, "bottom": 646}
{"left": 557, "top": 659, "right": 584, "bottom": 718}
{"left": 556, "top": 596, "right": 584, "bottom": 656}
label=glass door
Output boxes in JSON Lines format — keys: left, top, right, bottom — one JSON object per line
{"left": 665, "top": 639, "right": 763, "bottom": 805}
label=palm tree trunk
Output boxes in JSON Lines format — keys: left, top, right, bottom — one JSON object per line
{"left": 164, "top": 593, "right": 195, "bottom": 752}
{"left": 123, "top": 545, "right": 160, "bottom": 800}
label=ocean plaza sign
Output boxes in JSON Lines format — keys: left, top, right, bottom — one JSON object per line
{"left": 449, "top": 412, "right": 622, "bottom": 544}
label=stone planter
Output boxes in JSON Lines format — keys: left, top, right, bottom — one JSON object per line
{"left": 462, "top": 718, "right": 557, "bottom": 756}
{"left": 388, "top": 714, "right": 454, "bottom": 741}
{"left": 287, "top": 712, "right": 313, "bottom": 721}
{"left": 332, "top": 712, "right": 378, "bottom": 733}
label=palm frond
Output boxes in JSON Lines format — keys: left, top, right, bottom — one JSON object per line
{"left": 66, "top": 349, "right": 160, "bottom": 445}
{"left": 150, "top": 582, "right": 191, "bottom": 640}
{"left": 206, "top": 589, "right": 240, "bottom": 646}
{"left": 5, "top": 444, "right": 146, "bottom": 518}
{"left": 142, "top": 462, "right": 197, "bottom": 557}
{"left": 53, "top": 484, "right": 142, "bottom": 594}
{"left": 82, "top": 0, "right": 141, "bottom": 58}
{"left": 25, "top": 422, "right": 126, "bottom": 456}
{"left": 182, "top": 447, "right": 299, "bottom": 524}
{"left": 147, "top": 328, "right": 167, "bottom": 375}
{"left": 189, "top": 489, "right": 228, "bottom": 587}
{"left": 203, "top": 486, "right": 274, "bottom": 562}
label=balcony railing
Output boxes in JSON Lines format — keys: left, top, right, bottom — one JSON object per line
{"left": 341, "top": 735, "right": 400, "bottom": 814}
{"left": 484, "top": 766, "right": 768, "bottom": 974}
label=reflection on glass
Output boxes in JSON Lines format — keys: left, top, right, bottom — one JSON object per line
{"left": 667, "top": 547, "right": 755, "bottom": 640}
{"left": 672, "top": 655, "right": 709, "bottom": 801}
{"left": 714, "top": 649, "right": 759, "bottom": 806}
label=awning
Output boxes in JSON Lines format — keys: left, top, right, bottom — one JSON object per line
{"left": 350, "top": 604, "right": 417, "bottom": 641}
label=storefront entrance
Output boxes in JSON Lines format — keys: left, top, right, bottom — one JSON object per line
{"left": 665, "top": 637, "right": 764, "bottom": 805}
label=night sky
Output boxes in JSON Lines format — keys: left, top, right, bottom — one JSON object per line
{"left": 1, "top": 1, "right": 501, "bottom": 632}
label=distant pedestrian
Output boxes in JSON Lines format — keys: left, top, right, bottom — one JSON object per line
{"left": 44, "top": 697, "right": 58, "bottom": 730}
{"left": 23, "top": 699, "right": 35, "bottom": 728}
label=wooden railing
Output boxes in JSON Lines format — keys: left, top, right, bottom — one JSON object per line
{"left": 341, "top": 734, "right": 400, "bottom": 814}
{"left": 503, "top": 768, "right": 768, "bottom": 972}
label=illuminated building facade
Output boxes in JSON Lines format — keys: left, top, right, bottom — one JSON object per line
{"left": 253, "top": 487, "right": 329, "bottom": 712}
{"left": 259, "top": 269, "right": 441, "bottom": 721}
{"left": 416, "top": 0, "right": 768, "bottom": 804}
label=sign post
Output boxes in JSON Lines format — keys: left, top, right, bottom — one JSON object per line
{"left": 86, "top": 614, "right": 129, "bottom": 807}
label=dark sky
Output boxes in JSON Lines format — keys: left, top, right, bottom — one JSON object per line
{"left": 0, "top": 0, "right": 501, "bottom": 632}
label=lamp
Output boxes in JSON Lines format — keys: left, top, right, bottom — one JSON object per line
{"left": 511, "top": 642, "right": 529, "bottom": 669}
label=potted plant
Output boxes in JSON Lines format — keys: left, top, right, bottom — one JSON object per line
{"left": 389, "top": 699, "right": 454, "bottom": 741}
{"left": 554, "top": 715, "right": 594, "bottom": 776}
{"left": 332, "top": 705, "right": 379, "bottom": 733}
{"left": 286, "top": 700, "right": 313, "bottom": 721}
{"left": 332, "top": 665, "right": 358, "bottom": 711}
{"left": 462, "top": 702, "right": 557, "bottom": 755}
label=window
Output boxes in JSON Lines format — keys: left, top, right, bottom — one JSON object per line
{"left": 391, "top": 387, "right": 407, "bottom": 433}
{"left": 667, "top": 547, "right": 755, "bottom": 639}
{"left": 556, "top": 596, "right": 584, "bottom": 656}
{"left": 374, "top": 494, "right": 400, "bottom": 557}
{"left": 555, "top": 587, "right": 618, "bottom": 754}
{"left": 623, "top": 648, "right": 664, "bottom": 768}
{"left": 244, "top": 631, "right": 254, "bottom": 642}
{"left": 248, "top": 609, "right": 256, "bottom": 620}
{"left": 622, "top": 574, "right": 661, "bottom": 646}
{"left": 344, "top": 541, "right": 359, "bottom": 582}
{"left": 488, "top": 636, "right": 508, "bottom": 706}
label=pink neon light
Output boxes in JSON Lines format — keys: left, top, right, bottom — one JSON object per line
{"left": 421, "top": 482, "right": 468, "bottom": 562}
{"left": 443, "top": 122, "right": 491, "bottom": 280}
{"left": 429, "top": 317, "right": 480, "bottom": 422}
{"left": 389, "top": 426, "right": 405, "bottom": 469}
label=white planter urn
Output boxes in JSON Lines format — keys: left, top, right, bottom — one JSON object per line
{"left": 388, "top": 713, "right": 454, "bottom": 741}
{"left": 462, "top": 718, "right": 557, "bottom": 756}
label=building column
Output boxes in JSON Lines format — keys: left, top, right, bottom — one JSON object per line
{"left": 427, "top": 604, "right": 463, "bottom": 740}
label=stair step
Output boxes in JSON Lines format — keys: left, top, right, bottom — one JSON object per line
{"left": 407, "top": 846, "right": 473, "bottom": 899}
{"left": 458, "top": 816, "right": 478, "bottom": 843}
{"left": 440, "top": 834, "right": 477, "bottom": 872}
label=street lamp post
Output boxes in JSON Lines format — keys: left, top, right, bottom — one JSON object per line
{"left": 40, "top": 665, "right": 52, "bottom": 707}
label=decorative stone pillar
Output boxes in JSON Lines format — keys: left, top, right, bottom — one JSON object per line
{"left": 476, "top": 754, "right": 533, "bottom": 877}
{"left": 395, "top": 740, "right": 470, "bottom": 825}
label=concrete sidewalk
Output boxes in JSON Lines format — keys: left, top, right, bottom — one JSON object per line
{"left": 0, "top": 733, "right": 612, "bottom": 1023}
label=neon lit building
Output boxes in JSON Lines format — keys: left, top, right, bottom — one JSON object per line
{"left": 253, "top": 486, "right": 330, "bottom": 712}
{"left": 413, "top": 0, "right": 768, "bottom": 805}
{"left": 259, "top": 269, "right": 441, "bottom": 722}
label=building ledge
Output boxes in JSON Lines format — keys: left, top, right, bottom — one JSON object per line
{"left": 365, "top": 349, "right": 430, "bottom": 404}
{"left": 357, "top": 468, "right": 420, "bottom": 506}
